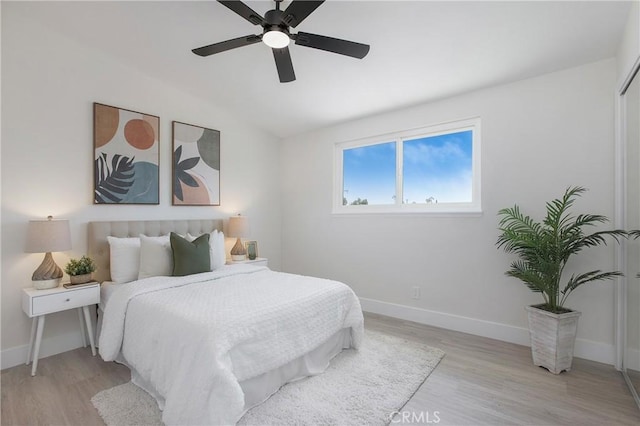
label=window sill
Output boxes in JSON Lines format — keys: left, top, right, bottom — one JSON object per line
{"left": 331, "top": 206, "right": 483, "bottom": 217}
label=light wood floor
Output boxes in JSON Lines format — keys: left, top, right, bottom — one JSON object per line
{"left": 2, "top": 312, "right": 639, "bottom": 425}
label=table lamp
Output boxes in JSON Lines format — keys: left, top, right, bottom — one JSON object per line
{"left": 26, "top": 216, "right": 71, "bottom": 289}
{"left": 228, "top": 214, "right": 248, "bottom": 261}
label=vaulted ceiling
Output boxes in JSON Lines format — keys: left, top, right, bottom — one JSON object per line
{"left": 20, "top": 1, "right": 631, "bottom": 138}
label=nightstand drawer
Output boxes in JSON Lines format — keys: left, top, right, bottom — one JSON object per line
{"left": 29, "top": 286, "right": 99, "bottom": 316}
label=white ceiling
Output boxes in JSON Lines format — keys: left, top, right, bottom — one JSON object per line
{"left": 21, "top": 1, "right": 631, "bottom": 139}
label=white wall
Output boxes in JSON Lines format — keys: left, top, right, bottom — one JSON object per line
{"left": 617, "top": 0, "right": 640, "bottom": 88}
{"left": 280, "top": 59, "right": 618, "bottom": 364}
{"left": 1, "top": 4, "right": 282, "bottom": 368}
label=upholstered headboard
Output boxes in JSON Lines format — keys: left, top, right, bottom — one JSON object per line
{"left": 88, "top": 219, "right": 223, "bottom": 283}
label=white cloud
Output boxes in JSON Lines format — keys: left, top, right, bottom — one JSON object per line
{"left": 403, "top": 140, "right": 467, "bottom": 166}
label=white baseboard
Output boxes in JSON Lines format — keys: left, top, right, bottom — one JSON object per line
{"left": 360, "top": 297, "right": 615, "bottom": 365}
{"left": 1, "top": 331, "right": 85, "bottom": 371}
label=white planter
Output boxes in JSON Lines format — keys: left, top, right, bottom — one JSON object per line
{"left": 525, "top": 305, "right": 581, "bottom": 374}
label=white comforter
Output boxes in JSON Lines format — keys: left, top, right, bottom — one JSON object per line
{"left": 99, "top": 265, "right": 364, "bottom": 425}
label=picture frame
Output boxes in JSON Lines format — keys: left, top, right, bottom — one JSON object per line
{"left": 94, "top": 103, "right": 160, "bottom": 204}
{"left": 172, "top": 121, "right": 221, "bottom": 206}
{"left": 245, "top": 240, "right": 258, "bottom": 260}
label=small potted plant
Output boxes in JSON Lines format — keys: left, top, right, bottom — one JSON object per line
{"left": 64, "top": 255, "right": 97, "bottom": 285}
{"left": 496, "top": 186, "right": 626, "bottom": 374}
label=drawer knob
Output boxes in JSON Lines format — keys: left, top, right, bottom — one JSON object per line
{"left": 65, "top": 298, "right": 70, "bottom": 302}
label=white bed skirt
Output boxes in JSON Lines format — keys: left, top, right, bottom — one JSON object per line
{"left": 129, "top": 328, "right": 352, "bottom": 416}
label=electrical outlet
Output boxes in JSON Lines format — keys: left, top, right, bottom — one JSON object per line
{"left": 411, "top": 286, "right": 421, "bottom": 300}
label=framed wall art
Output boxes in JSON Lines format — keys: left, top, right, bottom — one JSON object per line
{"left": 94, "top": 103, "right": 160, "bottom": 204}
{"left": 172, "top": 121, "right": 221, "bottom": 206}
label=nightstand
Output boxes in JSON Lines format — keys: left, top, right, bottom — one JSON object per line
{"left": 22, "top": 283, "right": 100, "bottom": 376}
{"left": 227, "top": 257, "right": 268, "bottom": 267}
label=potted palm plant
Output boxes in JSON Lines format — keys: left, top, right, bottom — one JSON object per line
{"left": 496, "top": 186, "right": 625, "bottom": 374}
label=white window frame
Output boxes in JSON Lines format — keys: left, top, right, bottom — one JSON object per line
{"left": 333, "top": 117, "right": 481, "bottom": 215}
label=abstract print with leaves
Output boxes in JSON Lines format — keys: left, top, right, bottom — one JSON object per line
{"left": 94, "top": 103, "right": 159, "bottom": 204}
{"left": 172, "top": 122, "right": 220, "bottom": 205}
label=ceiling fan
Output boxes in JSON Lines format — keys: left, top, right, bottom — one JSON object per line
{"left": 192, "top": 0, "right": 370, "bottom": 83}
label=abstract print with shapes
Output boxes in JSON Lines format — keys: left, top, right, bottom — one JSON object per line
{"left": 94, "top": 103, "right": 159, "bottom": 204}
{"left": 172, "top": 121, "right": 220, "bottom": 206}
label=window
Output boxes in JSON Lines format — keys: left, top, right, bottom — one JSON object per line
{"left": 334, "top": 118, "right": 481, "bottom": 213}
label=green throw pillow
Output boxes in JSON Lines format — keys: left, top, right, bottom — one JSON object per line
{"left": 170, "top": 232, "right": 211, "bottom": 276}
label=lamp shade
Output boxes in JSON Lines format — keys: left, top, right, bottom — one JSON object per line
{"left": 227, "top": 215, "right": 249, "bottom": 238}
{"left": 26, "top": 217, "right": 71, "bottom": 253}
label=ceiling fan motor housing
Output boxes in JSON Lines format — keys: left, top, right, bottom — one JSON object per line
{"left": 263, "top": 9, "right": 291, "bottom": 48}
{"left": 264, "top": 9, "right": 290, "bottom": 37}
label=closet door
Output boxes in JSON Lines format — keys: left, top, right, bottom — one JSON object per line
{"left": 624, "top": 64, "right": 640, "bottom": 405}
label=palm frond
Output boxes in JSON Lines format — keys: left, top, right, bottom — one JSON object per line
{"left": 560, "top": 270, "right": 623, "bottom": 306}
{"left": 94, "top": 153, "right": 135, "bottom": 203}
{"left": 628, "top": 230, "right": 640, "bottom": 239}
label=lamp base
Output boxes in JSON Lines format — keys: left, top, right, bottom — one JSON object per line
{"left": 32, "top": 252, "right": 64, "bottom": 281}
{"left": 230, "top": 237, "right": 246, "bottom": 261}
{"left": 33, "top": 278, "right": 61, "bottom": 290}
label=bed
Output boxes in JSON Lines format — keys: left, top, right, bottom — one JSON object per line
{"left": 88, "top": 220, "right": 364, "bottom": 425}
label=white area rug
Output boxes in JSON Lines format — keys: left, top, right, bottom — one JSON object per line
{"left": 91, "top": 330, "right": 444, "bottom": 425}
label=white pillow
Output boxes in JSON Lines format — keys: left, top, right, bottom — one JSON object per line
{"left": 107, "top": 236, "right": 141, "bottom": 283}
{"left": 211, "top": 230, "right": 226, "bottom": 269}
{"left": 187, "top": 230, "right": 226, "bottom": 270}
{"left": 138, "top": 234, "right": 172, "bottom": 279}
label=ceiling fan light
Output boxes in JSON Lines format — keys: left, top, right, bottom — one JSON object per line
{"left": 263, "top": 30, "right": 290, "bottom": 48}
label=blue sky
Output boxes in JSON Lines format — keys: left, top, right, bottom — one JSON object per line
{"left": 343, "top": 131, "right": 473, "bottom": 205}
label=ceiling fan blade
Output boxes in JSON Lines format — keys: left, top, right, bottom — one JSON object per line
{"left": 217, "top": 1, "right": 265, "bottom": 26}
{"left": 295, "top": 32, "right": 369, "bottom": 59}
{"left": 192, "top": 35, "right": 261, "bottom": 57}
{"left": 281, "top": 0, "right": 324, "bottom": 28}
{"left": 272, "top": 47, "right": 296, "bottom": 83}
